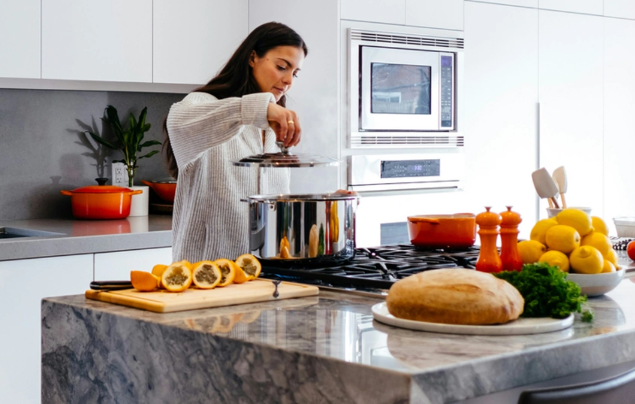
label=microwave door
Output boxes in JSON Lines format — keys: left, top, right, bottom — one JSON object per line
{"left": 360, "top": 46, "right": 440, "bottom": 131}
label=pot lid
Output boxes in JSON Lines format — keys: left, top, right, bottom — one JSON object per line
{"left": 70, "top": 185, "right": 134, "bottom": 194}
{"left": 232, "top": 142, "right": 339, "bottom": 168}
{"left": 247, "top": 193, "right": 359, "bottom": 203}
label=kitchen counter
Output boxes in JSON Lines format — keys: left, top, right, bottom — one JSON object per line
{"left": 42, "top": 279, "right": 635, "bottom": 404}
{"left": 0, "top": 216, "right": 172, "bottom": 261}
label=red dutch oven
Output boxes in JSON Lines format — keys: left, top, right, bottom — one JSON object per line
{"left": 61, "top": 185, "right": 142, "bottom": 219}
{"left": 141, "top": 179, "right": 176, "bottom": 203}
{"left": 407, "top": 213, "right": 477, "bottom": 249}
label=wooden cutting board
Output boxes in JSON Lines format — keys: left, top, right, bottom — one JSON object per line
{"left": 85, "top": 279, "right": 319, "bottom": 313}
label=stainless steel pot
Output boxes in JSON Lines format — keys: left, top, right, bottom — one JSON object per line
{"left": 245, "top": 193, "right": 359, "bottom": 267}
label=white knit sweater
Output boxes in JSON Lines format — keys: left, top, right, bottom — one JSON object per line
{"left": 166, "top": 91, "right": 290, "bottom": 262}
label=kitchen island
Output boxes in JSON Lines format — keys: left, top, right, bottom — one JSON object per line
{"left": 42, "top": 278, "right": 635, "bottom": 403}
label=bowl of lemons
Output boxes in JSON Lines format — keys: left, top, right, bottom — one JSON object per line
{"left": 519, "top": 208, "right": 623, "bottom": 296}
{"left": 567, "top": 269, "right": 625, "bottom": 297}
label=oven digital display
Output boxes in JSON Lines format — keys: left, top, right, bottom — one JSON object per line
{"left": 381, "top": 159, "right": 440, "bottom": 178}
{"left": 370, "top": 63, "right": 431, "bottom": 115}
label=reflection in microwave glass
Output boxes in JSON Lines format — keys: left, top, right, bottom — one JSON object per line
{"left": 371, "top": 63, "right": 431, "bottom": 115}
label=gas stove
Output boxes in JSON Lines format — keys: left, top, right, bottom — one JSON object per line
{"left": 260, "top": 244, "right": 480, "bottom": 296}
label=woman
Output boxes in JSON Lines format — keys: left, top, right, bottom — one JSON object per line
{"left": 164, "top": 22, "right": 307, "bottom": 263}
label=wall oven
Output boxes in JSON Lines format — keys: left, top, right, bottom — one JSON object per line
{"left": 348, "top": 29, "right": 464, "bottom": 148}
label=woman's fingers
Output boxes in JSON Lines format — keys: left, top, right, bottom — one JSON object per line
{"left": 287, "top": 112, "right": 301, "bottom": 146}
{"left": 267, "top": 103, "right": 302, "bottom": 147}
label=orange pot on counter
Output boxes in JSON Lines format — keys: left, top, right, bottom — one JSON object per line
{"left": 407, "top": 213, "right": 476, "bottom": 249}
{"left": 61, "top": 186, "right": 142, "bottom": 219}
{"left": 141, "top": 179, "right": 176, "bottom": 203}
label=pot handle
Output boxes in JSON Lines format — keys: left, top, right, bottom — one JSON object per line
{"left": 141, "top": 180, "right": 152, "bottom": 187}
{"left": 130, "top": 190, "right": 143, "bottom": 195}
{"left": 409, "top": 217, "right": 441, "bottom": 225}
{"left": 60, "top": 190, "right": 73, "bottom": 196}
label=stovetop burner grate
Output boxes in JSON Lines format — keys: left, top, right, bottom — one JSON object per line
{"left": 260, "top": 244, "right": 480, "bottom": 290}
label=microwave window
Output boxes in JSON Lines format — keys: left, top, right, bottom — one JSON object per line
{"left": 371, "top": 63, "right": 431, "bottom": 115}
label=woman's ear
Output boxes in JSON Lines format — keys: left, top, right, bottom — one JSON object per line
{"left": 248, "top": 50, "right": 257, "bottom": 68}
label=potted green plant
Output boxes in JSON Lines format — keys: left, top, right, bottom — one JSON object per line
{"left": 86, "top": 105, "right": 161, "bottom": 187}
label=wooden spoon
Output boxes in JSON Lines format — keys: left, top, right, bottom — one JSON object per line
{"left": 552, "top": 166, "right": 568, "bottom": 208}
{"left": 532, "top": 168, "right": 560, "bottom": 208}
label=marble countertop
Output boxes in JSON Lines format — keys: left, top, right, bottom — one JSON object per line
{"left": 42, "top": 278, "right": 635, "bottom": 403}
{"left": 0, "top": 215, "right": 172, "bottom": 260}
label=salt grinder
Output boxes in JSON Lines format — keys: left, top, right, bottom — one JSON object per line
{"left": 475, "top": 207, "right": 503, "bottom": 273}
{"left": 499, "top": 206, "right": 523, "bottom": 271}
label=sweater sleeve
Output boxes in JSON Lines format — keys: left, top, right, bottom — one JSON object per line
{"left": 166, "top": 92, "right": 275, "bottom": 168}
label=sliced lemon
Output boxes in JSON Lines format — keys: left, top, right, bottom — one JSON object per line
{"left": 151, "top": 264, "right": 168, "bottom": 278}
{"left": 130, "top": 270, "right": 161, "bottom": 292}
{"left": 213, "top": 259, "right": 237, "bottom": 287}
{"left": 161, "top": 263, "right": 193, "bottom": 292}
{"left": 235, "top": 254, "right": 262, "bottom": 280}
{"left": 191, "top": 261, "right": 222, "bottom": 289}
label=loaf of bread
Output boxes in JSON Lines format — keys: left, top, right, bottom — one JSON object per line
{"left": 386, "top": 269, "right": 524, "bottom": 325}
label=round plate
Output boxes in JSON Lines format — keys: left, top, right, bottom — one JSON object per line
{"left": 371, "top": 302, "right": 573, "bottom": 335}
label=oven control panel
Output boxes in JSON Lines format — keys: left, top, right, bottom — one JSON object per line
{"left": 381, "top": 159, "right": 440, "bottom": 178}
{"left": 348, "top": 153, "right": 464, "bottom": 192}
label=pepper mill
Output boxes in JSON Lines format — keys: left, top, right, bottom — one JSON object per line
{"left": 499, "top": 206, "right": 523, "bottom": 272}
{"left": 475, "top": 207, "right": 502, "bottom": 273}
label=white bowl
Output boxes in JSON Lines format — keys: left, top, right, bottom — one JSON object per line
{"left": 613, "top": 217, "right": 635, "bottom": 238}
{"left": 567, "top": 268, "right": 625, "bottom": 297}
{"left": 546, "top": 207, "right": 592, "bottom": 219}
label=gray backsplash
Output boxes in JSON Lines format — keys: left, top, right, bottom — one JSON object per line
{"left": 0, "top": 89, "right": 185, "bottom": 220}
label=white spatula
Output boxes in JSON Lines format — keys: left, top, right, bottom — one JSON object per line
{"left": 552, "top": 166, "right": 567, "bottom": 208}
{"left": 532, "top": 167, "right": 560, "bottom": 208}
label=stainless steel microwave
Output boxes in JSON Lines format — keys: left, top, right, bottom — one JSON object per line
{"left": 348, "top": 29, "right": 464, "bottom": 148}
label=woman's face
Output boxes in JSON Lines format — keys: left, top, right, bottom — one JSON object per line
{"left": 249, "top": 46, "right": 305, "bottom": 101}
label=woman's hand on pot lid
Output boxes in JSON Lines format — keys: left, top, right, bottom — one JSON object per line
{"left": 267, "top": 103, "right": 301, "bottom": 147}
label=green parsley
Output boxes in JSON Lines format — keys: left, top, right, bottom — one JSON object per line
{"left": 493, "top": 262, "right": 593, "bottom": 322}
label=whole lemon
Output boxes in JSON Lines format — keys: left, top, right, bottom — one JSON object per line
{"left": 530, "top": 218, "right": 559, "bottom": 245}
{"left": 591, "top": 216, "right": 609, "bottom": 236}
{"left": 581, "top": 232, "right": 612, "bottom": 256}
{"left": 545, "top": 225, "right": 581, "bottom": 254}
{"left": 605, "top": 247, "right": 619, "bottom": 266}
{"left": 570, "top": 246, "right": 604, "bottom": 274}
{"left": 602, "top": 260, "right": 616, "bottom": 273}
{"left": 556, "top": 208, "right": 594, "bottom": 236}
{"left": 518, "top": 240, "right": 547, "bottom": 264}
{"left": 538, "top": 250, "right": 570, "bottom": 272}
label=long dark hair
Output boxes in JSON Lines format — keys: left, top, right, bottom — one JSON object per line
{"left": 163, "top": 22, "right": 308, "bottom": 178}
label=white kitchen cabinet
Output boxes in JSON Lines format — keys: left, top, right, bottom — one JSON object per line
{"left": 603, "top": 18, "right": 635, "bottom": 234}
{"left": 605, "top": 0, "right": 635, "bottom": 19}
{"left": 153, "top": 0, "right": 248, "bottom": 85}
{"left": 340, "top": 0, "right": 406, "bottom": 25}
{"left": 538, "top": 10, "right": 604, "bottom": 218}
{"left": 406, "top": 0, "right": 464, "bottom": 30}
{"left": 0, "top": 1, "right": 40, "bottom": 79}
{"left": 0, "top": 254, "right": 93, "bottom": 404}
{"left": 463, "top": 2, "right": 539, "bottom": 237}
{"left": 41, "top": 0, "right": 152, "bottom": 82}
{"left": 94, "top": 247, "right": 173, "bottom": 281}
{"left": 539, "top": 0, "right": 603, "bottom": 15}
